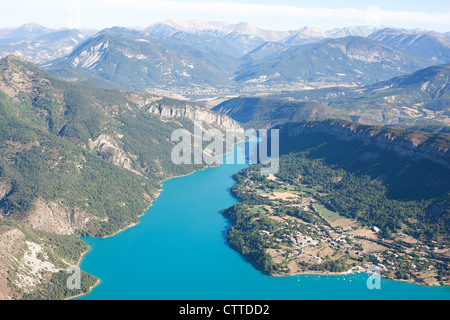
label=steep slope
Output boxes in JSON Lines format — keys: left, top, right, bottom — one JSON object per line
{"left": 278, "top": 119, "right": 449, "bottom": 171}
{"left": 0, "top": 55, "right": 242, "bottom": 299}
{"left": 235, "top": 36, "right": 430, "bottom": 87}
{"left": 367, "top": 63, "right": 450, "bottom": 96}
{"left": 369, "top": 28, "right": 450, "bottom": 64}
{"left": 276, "top": 119, "right": 449, "bottom": 203}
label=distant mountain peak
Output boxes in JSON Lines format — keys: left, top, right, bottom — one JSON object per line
{"left": 299, "top": 25, "right": 324, "bottom": 33}
{"left": 13, "top": 23, "right": 54, "bottom": 36}
{"left": 157, "top": 19, "right": 231, "bottom": 33}
{"left": 283, "top": 25, "right": 328, "bottom": 45}
{"left": 0, "top": 22, "right": 54, "bottom": 41}
{"left": 233, "top": 21, "right": 260, "bottom": 34}
{"left": 326, "top": 25, "right": 381, "bottom": 38}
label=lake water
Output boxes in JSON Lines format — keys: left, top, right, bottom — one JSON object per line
{"left": 77, "top": 141, "right": 450, "bottom": 300}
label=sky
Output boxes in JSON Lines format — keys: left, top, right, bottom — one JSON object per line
{"left": 1, "top": 0, "right": 449, "bottom": 33}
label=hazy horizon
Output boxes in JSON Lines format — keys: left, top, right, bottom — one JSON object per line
{"left": 1, "top": 1, "right": 449, "bottom": 33}
{"left": 0, "top": 19, "right": 447, "bottom": 35}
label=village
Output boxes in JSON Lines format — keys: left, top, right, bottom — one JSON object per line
{"left": 229, "top": 168, "right": 449, "bottom": 286}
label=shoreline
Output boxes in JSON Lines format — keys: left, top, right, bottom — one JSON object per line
{"left": 273, "top": 270, "right": 449, "bottom": 287}
{"left": 274, "top": 266, "right": 366, "bottom": 278}
{"left": 65, "top": 248, "right": 95, "bottom": 300}
{"left": 65, "top": 279, "right": 100, "bottom": 301}
{"left": 254, "top": 259, "right": 448, "bottom": 287}
{"left": 252, "top": 260, "right": 449, "bottom": 288}
{"left": 67, "top": 140, "right": 244, "bottom": 300}
{"left": 67, "top": 168, "right": 203, "bottom": 300}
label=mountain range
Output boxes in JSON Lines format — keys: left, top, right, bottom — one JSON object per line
{"left": 47, "top": 30, "right": 239, "bottom": 93}
{"left": 0, "top": 29, "right": 91, "bottom": 64}
{"left": 1, "top": 21, "right": 449, "bottom": 97}
{"left": 0, "top": 23, "right": 96, "bottom": 64}
{"left": 236, "top": 36, "right": 429, "bottom": 87}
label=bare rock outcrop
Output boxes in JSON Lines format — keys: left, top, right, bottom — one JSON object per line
{"left": 89, "top": 134, "right": 141, "bottom": 175}
{"left": 0, "top": 181, "right": 12, "bottom": 200}
{"left": 22, "top": 198, "right": 93, "bottom": 235}
{"left": 0, "top": 225, "right": 61, "bottom": 299}
{"left": 0, "top": 226, "right": 26, "bottom": 300}
{"left": 148, "top": 104, "right": 244, "bottom": 133}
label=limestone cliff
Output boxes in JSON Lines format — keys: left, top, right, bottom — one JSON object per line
{"left": 148, "top": 104, "right": 244, "bottom": 133}
{"left": 282, "top": 120, "right": 449, "bottom": 168}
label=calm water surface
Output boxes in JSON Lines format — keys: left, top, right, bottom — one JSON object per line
{"left": 78, "top": 142, "right": 450, "bottom": 300}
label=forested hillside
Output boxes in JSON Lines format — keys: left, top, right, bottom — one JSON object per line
{"left": 0, "top": 55, "right": 241, "bottom": 299}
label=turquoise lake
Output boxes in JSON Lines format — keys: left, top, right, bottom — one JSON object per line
{"left": 77, "top": 141, "right": 450, "bottom": 300}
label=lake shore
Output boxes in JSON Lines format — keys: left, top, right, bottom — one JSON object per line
{"left": 68, "top": 138, "right": 251, "bottom": 300}
{"left": 68, "top": 152, "right": 228, "bottom": 299}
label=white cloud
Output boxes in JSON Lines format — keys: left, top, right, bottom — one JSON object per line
{"left": 1, "top": 0, "right": 450, "bottom": 31}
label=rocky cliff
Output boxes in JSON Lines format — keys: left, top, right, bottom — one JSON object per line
{"left": 148, "top": 104, "right": 244, "bottom": 133}
{"left": 282, "top": 120, "right": 449, "bottom": 168}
